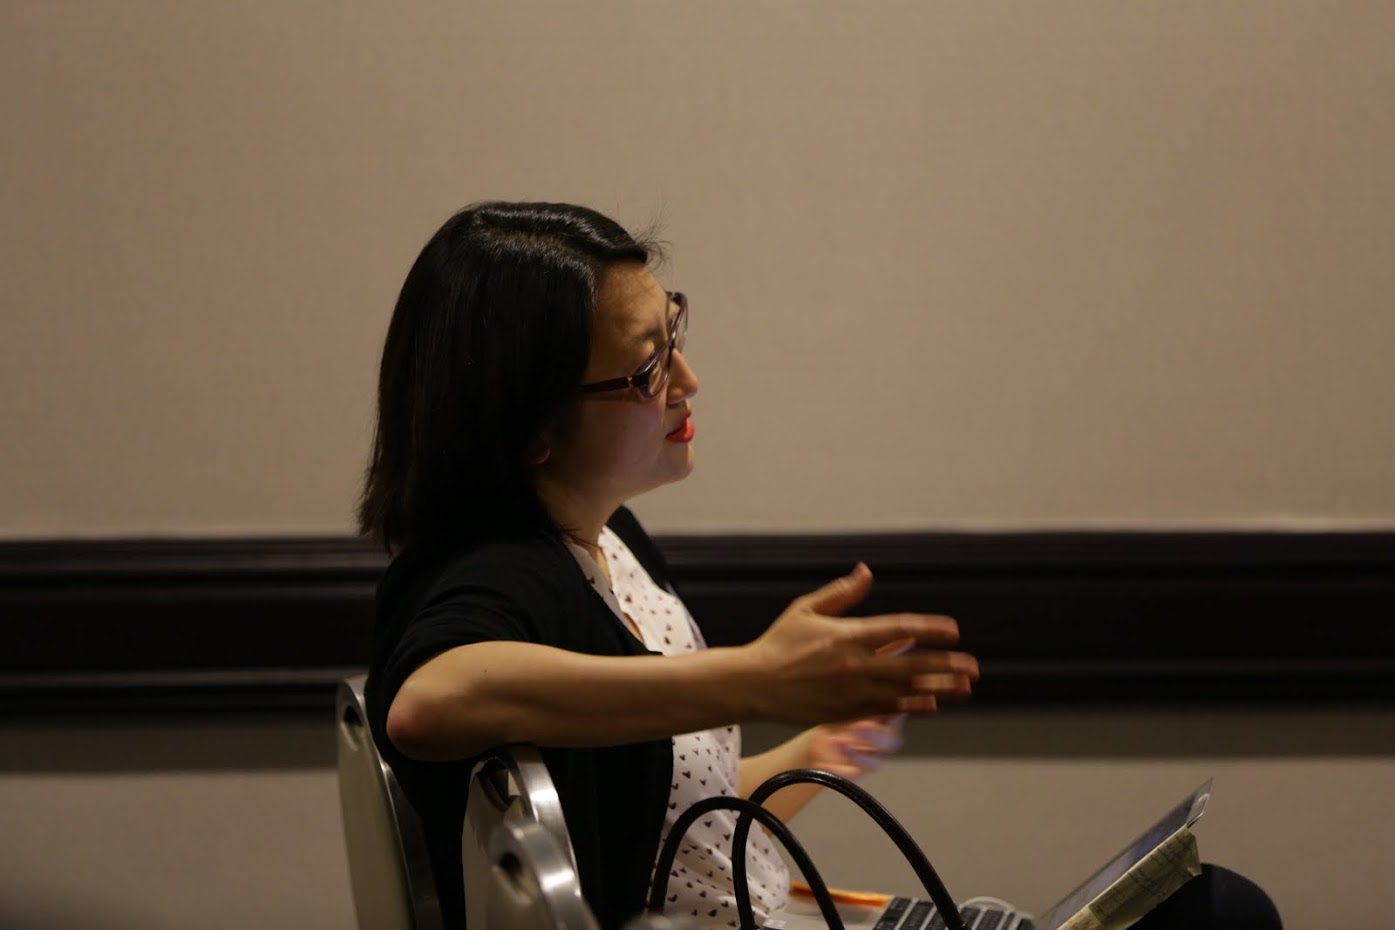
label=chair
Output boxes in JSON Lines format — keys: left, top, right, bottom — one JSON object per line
{"left": 336, "top": 674, "right": 444, "bottom": 930}
{"left": 483, "top": 817, "right": 600, "bottom": 930}
{"left": 463, "top": 744, "right": 581, "bottom": 930}
{"left": 338, "top": 673, "right": 590, "bottom": 930}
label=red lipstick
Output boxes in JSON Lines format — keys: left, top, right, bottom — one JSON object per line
{"left": 665, "top": 417, "right": 695, "bottom": 443}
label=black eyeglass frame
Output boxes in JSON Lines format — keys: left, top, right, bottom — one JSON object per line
{"left": 578, "top": 291, "right": 688, "bottom": 398}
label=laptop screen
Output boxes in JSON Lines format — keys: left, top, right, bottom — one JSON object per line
{"left": 1034, "top": 780, "right": 1212, "bottom": 930}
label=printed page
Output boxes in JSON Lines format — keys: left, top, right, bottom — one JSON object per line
{"left": 1056, "top": 828, "right": 1203, "bottom": 930}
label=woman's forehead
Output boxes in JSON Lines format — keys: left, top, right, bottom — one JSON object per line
{"left": 596, "top": 264, "right": 668, "bottom": 345}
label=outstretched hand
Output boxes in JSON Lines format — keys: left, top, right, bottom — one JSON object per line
{"left": 742, "top": 563, "right": 978, "bottom": 726}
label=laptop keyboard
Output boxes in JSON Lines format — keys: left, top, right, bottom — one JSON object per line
{"left": 871, "top": 897, "right": 1035, "bottom": 930}
{"left": 872, "top": 896, "right": 910, "bottom": 930}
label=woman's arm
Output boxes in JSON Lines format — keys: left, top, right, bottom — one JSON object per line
{"left": 388, "top": 641, "right": 758, "bottom": 760}
{"left": 388, "top": 564, "right": 977, "bottom": 762}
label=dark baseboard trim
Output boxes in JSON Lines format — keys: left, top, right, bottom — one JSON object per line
{"left": 3, "top": 531, "right": 1393, "bottom": 715}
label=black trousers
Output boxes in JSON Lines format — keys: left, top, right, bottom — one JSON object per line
{"left": 1132, "top": 864, "right": 1282, "bottom": 930}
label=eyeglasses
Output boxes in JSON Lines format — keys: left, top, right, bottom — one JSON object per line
{"left": 579, "top": 291, "right": 688, "bottom": 399}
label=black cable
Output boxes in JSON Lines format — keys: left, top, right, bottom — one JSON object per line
{"left": 647, "top": 794, "right": 845, "bottom": 930}
{"left": 734, "top": 768, "right": 969, "bottom": 930}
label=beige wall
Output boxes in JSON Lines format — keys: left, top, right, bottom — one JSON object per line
{"left": 4, "top": 1, "right": 1394, "bottom": 537}
{"left": 3, "top": 710, "right": 1393, "bottom": 928}
{"left": 4, "top": 5, "right": 1392, "bottom": 929}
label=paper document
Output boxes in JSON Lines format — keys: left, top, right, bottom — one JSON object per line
{"left": 1057, "top": 828, "right": 1202, "bottom": 930}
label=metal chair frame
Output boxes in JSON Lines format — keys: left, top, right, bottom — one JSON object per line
{"left": 337, "top": 674, "right": 445, "bottom": 930}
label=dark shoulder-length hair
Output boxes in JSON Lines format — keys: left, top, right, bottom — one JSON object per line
{"left": 358, "top": 201, "right": 662, "bottom": 551}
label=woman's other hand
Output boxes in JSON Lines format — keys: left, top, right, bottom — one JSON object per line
{"left": 741, "top": 563, "right": 978, "bottom": 725}
{"left": 738, "top": 712, "right": 908, "bottom": 822}
{"left": 804, "top": 714, "right": 906, "bottom": 780}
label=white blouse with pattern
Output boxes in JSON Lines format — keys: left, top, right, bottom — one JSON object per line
{"left": 564, "top": 526, "right": 791, "bottom": 929}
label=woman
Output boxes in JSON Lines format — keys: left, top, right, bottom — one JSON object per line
{"left": 360, "top": 201, "right": 1280, "bottom": 930}
{"left": 360, "top": 201, "right": 977, "bottom": 930}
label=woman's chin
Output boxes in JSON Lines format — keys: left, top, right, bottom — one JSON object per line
{"left": 656, "top": 448, "right": 696, "bottom": 486}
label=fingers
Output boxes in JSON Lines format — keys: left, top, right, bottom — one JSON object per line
{"left": 843, "top": 749, "right": 888, "bottom": 775}
{"left": 832, "top": 643, "right": 977, "bottom": 722}
{"left": 798, "top": 562, "right": 874, "bottom": 616}
{"left": 822, "top": 727, "right": 900, "bottom": 777}
{"left": 762, "top": 582, "right": 979, "bottom": 726}
{"left": 844, "top": 719, "right": 904, "bottom": 754}
{"left": 874, "top": 637, "right": 917, "bottom": 657}
{"left": 841, "top": 665, "right": 972, "bottom": 721}
{"left": 879, "top": 662, "right": 976, "bottom": 714}
{"left": 898, "top": 694, "right": 938, "bottom": 715}
{"left": 845, "top": 613, "right": 961, "bottom": 649}
{"left": 912, "top": 672, "right": 975, "bottom": 700}
{"left": 865, "top": 649, "right": 979, "bottom": 683}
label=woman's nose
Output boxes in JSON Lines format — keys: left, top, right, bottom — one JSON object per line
{"left": 668, "top": 348, "right": 699, "bottom": 401}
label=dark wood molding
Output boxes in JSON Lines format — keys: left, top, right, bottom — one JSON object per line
{"left": 3, "top": 531, "right": 1393, "bottom": 715}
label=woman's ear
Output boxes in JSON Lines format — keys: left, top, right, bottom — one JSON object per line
{"left": 528, "top": 403, "right": 577, "bottom": 467}
{"left": 525, "top": 435, "right": 551, "bottom": 466}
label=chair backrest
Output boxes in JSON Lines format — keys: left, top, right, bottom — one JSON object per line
{"left": 463, "top": 745, "right": 580, "bottom": 930}
{"left": 336, "top": 674, "right": 444, "bottom": 930}
{"left": 484, "top": 817, "right": 600, "bottom": 930}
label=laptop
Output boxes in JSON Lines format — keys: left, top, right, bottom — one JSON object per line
{"left": 764, "top": 779, "right": 1212, "bottom": 930}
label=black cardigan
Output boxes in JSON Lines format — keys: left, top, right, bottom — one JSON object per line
{"left": 366, "top": 508, "right": 677, "bottom": 930}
